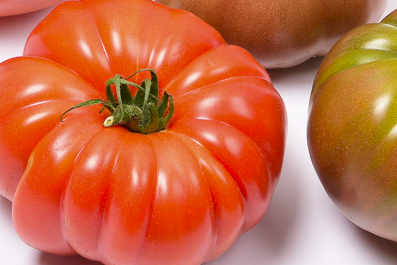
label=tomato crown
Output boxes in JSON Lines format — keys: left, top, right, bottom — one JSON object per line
{"left": 60, "top": 69, "right": 174, "bottom": 134}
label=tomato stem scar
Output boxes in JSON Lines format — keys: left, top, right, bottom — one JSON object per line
{"left": 60, "top": 68, "right": 174, "bottom": 134}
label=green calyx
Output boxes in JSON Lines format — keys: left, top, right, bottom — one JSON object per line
{"left": 60, "top": 68, "right": 174, "bottom": 134}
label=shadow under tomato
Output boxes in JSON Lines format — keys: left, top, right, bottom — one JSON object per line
{"left": 354, "top": 223, "right": 397, "bottom": 261}
{"left": 0, "top": 195, "right": 13, "bottom": 227}
{"left": 39, "top": 252, "right": 103, "bottom": 265}
{"left": 0, "top": 6, "right": 54, "bottom": 52}
{"left": 204, "top": 56, "right": 322, "bottom": 264}
{"left": 1, "top": 196, "right": 102, "bottom": 265}
{"left": 266, "top": 56, "right": 324, "bottom": 87}
{"left": 205, "top": 146, "right": 304, "bottom": 265}
{"left": 256, "top": 143, "right": 305, "bottom": 255}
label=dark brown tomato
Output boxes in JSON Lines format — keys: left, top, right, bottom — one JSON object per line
{"left": 156, "top": 0, "right": 388, "bottom": 68}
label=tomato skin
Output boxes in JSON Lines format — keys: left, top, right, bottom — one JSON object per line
{"left": 0, "top": 0, "right": 63, "bottom": 17}
{"left": 156, "top": 0, "right": 388, "bottom": 68}
{"left": 0, "top": 57, "right": 101, "bottom": 201}
{"left": 0, "top": 0, "right": 286, "bottom": 264}
{"left": 308, "top": 10, "right": 397, "bottom": 241}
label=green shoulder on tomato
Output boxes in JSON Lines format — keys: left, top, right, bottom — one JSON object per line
{"left": 308, "top": 9, "right": 397, "bottom": 242}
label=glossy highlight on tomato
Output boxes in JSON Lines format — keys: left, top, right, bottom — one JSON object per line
{"left": 0, "top": 0, "right": 286, "bottom": 264}
{"left": 308, "top": 9, "right": 397, "bottom": 242}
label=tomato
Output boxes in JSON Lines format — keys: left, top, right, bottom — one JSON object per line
{"left": 308, "top": 9, "right": 397, "bottom": 241}
{"left": 0, "top": 0, "right": 63, "bottom": 17}
{"left": 0, "top": 0, "right": 286, "bottom": 264}
{"left": 155, "top": 0, "right": 388, "bottom": 68}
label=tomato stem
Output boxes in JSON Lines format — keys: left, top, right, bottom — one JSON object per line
{"left": 60, "top": 69, "right": 174, "bottom": 134}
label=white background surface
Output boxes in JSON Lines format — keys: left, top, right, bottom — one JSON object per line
{"left": 1, "top": 1, "right": 397, "bottom": 265}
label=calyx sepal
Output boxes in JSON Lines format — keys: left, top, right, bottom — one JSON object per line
{"left": 60, "top": 69, "right": 174, "bottom": 134}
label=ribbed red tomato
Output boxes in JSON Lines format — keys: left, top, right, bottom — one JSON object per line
{"left": 0, "top": 0, "right": 286, "bottom": 264}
